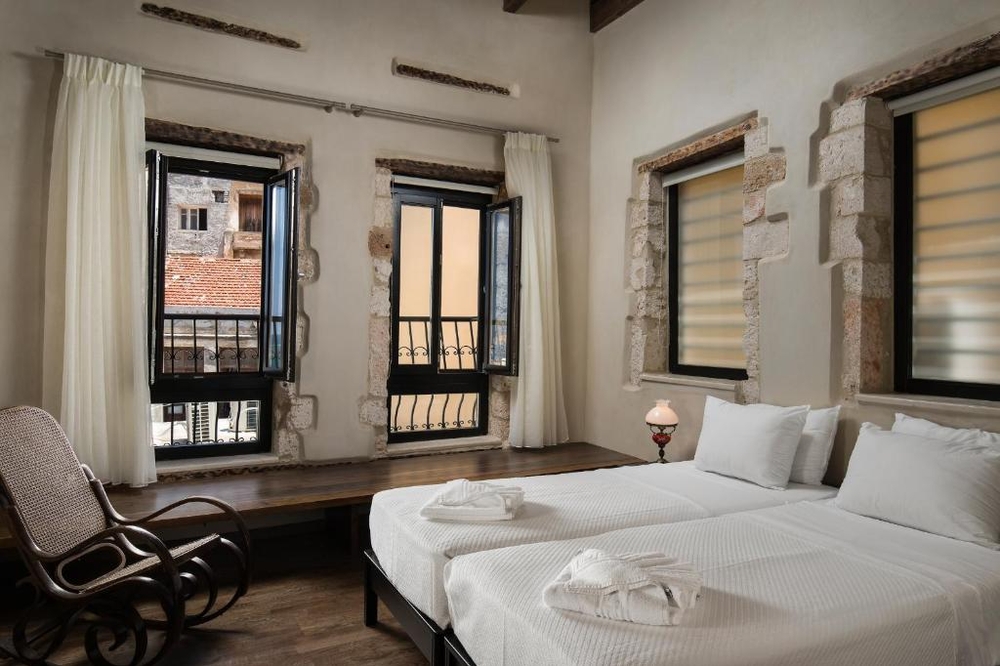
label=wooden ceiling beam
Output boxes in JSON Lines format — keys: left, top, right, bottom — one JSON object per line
{"left": 503, "top": 0, "right": 529, "bottom": 13}
{"left": 590, "top": 0, "right": 646, "bottom": 32}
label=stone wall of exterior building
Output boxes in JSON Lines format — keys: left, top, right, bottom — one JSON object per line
{"left": 166, "top": 175, "right": 263, "bottom": 258}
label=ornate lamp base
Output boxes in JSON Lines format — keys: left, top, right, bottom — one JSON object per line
{"left": 649, "top": 426, "right": 676, "bottom": 464}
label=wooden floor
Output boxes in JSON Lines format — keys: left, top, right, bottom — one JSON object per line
{"left": 1, "top": 442, "right": 641, "bottom": 550}
{"left": 0, "top": 530, "right": 427, "bottom": 666}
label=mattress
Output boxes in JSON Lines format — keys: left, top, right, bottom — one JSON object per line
{"left": 445, "top": 500, "right": 1000, "bottom": 666}
{"left": 369, "top": 461, "right": 836, "bottom": 627}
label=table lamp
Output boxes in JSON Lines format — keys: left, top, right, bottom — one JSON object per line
{"left": 645, "top": 399, "right": 679, "bottom": 464}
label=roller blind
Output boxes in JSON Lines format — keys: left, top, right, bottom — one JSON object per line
{"left": 672, "top": 163, "right": 747, "bottom": 371}
{"left": 909, "top": 85, "right": 1000, "bottom": 385}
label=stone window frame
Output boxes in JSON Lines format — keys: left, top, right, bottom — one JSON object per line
{"left": 361, "top": 159, "right": 512, "bottom": 457}
{"left": 145, "top": 118, "right": 317, "bottom": 472}
{"left": 820, "top": 30, "right": 1000, "bottom": 399}
{"left": 627, "top": 116, "right": 788, "bottom": 404}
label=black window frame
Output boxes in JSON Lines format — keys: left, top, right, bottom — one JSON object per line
{"left": 147, "top": 150, "right": 298, "bottom": 460}
{"left": 388, "top": 185, "right": 493, "bottom": 444}
{"left": 892, "top": 110, "right": 999, "bottom": 401}
{"left": 482, "top": 197, "right": 522, "bottom": 376}
{"left": 666, "top": 164, "right": 750, "bottom": 382}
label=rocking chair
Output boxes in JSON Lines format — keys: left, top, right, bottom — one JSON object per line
{"left": 0, "top": 406, "right": 252, "bottom": 665}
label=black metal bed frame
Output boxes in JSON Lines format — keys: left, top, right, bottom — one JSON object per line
{"left": 363, "top": 548, "right": 480, "bottom": 666}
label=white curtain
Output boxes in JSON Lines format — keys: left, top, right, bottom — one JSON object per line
{"left": 42, "top": 54, "right": 156, "bottom": 486}
{"left": 504, "top": 132, "right": 569, "bottom": 448}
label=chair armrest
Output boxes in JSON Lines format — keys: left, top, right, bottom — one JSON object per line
{"left": 114, "top": 496, "right": 252, "bottom": 569}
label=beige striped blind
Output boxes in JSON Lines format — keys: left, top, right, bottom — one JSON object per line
{"left": 675, "top": 164, "right": 747, "bottom": 370}
{"left": 910, "top": 86, "right": 1000, "bottom": 384}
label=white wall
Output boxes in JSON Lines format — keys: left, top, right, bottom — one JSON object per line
{"left": 586, "top": 0, "right": 1000, "bottom": 475}
{"left": 0, "top": 0, "right": 593, "bottom": 460}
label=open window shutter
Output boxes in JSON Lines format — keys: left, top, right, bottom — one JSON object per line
{"left": 260, "top": 167, "right": 300, "bottom": 381}
{"left": 146, "top": 149, "right": 168, "bottom": 386}
{"left": 483, "top": 197, "right": 522, "bottom": 376}
{"left": 199, "top": 208, "right": 208, "bottom": 231}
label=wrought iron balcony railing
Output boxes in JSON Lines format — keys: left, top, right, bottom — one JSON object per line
{"left": 161, "top": 313, "right": 260, "bottom": 375}
{"left": 397, "top": 316, "right": 479, "bottom": 370}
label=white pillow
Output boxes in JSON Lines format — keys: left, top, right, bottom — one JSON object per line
{"left": 836, "top": 423, "right": 1000, "bottom": 549}
{"left": 892, "top": 412, "right": 1000, "bottom": 449}
{"left": 788, "top": 406, "right": 841, "bottom": 485}
{"left": 694, "top": 396, "right": 809, "bottom": 489}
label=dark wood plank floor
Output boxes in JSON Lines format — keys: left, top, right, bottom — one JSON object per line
{"left": 0, "top": 530, "right": 426, "bottom": 666}
{"left": 1, "top": 442, "right": 641, "bottom": 550}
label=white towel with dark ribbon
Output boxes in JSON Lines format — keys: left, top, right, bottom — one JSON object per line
{"left": 542, "top": 549, "right": 702, "bottom": 626}
{"left": 419, "top": 479, "right": 525, "bottom": 521}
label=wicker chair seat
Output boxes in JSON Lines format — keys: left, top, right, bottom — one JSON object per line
{"left": 86, "top": 533, "right": 220, "bottom": 592}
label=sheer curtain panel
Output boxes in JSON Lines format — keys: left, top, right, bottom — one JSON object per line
{"left": 42, "top": 54, "right": 155, "bottom": 486}
{"left": 503, "top": 133, "right": 569, "bottom": 448}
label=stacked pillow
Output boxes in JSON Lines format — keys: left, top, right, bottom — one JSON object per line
{"left": 693, "top": 397, "right": 840, "bottom": 489}
{"left": 836, "top": 414, "right": 1000, "bottom": 549}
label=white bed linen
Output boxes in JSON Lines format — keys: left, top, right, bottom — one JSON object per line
{"left": 369, "top": 461, "right": 836, "bottom": 626}
{"left": 445, "top": 501, "right": 1000, "bottom": 666}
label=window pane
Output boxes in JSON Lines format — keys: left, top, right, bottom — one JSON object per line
{"left": 676, "top": 164, "right": 746, "bottom": 369}
{"left": 397, "top": 204, "right": 434, "bottom": 366}
{"left": 389, "top": 392, "right": 481, "bottom": 434}
{"left": 487, "top": 206, "right": 511, "bottom": 367}
{"left": 151, "top": 400, "right": 261, "bottom": 447}
{"left": 911, "top": 87, "right": 1000, "bottom": 384}
{"left": 439, "top": 206, "right": 481, "bottom": 370}
{"left": 264, "top": 177, "right": 288, "bottom": 372}
{"left": 164, "top": 174, "right": 263, "bottom": 375}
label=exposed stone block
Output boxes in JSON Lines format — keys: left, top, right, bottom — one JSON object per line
{"left": 743, "top": 219, "right": 789, "bottom": 260}
{"left": 629, "top": 252, "right": 663, "bottom": 291}
{"left": 743, "top": 125, "right": 769, "bottom": 160}
{"left": 742, "top": 153, "right": 785, "bottom": 193}
{"left": 830, "top": 215, "right": 892, "bottom": 261}
{"left": 373, "top": 257, "right": 392, "bottom": 285}
{"left": 289, "top": 396, "right": 316, "bottom": 430}
{"left": 737, "top": 379, "right": 760, "bottom": 405}
{"left": 634, "top": 288, "right": 667, "bottom": 320}
{"left": 274, "top": 429, "right": 302, "bottom": 461}
{"left": 830, "top": 98, "right": 892, "bottom": 132}
{"left": 298, "top": 249, "right": 318, "bottom": 281}
{"left": 368, "top": 227, "right": 393, "bottom": 259}
{"left": 490, "top": 389, "right": 510, "bottom": 420}
{"left": 489, "top": 415, "right": 510, "bottom": 444}
{"left": 818, "top": 125, "right": 889, "bottom": 182}
{"left": 842, "top": 259, "right": 892, "bottom": 298}
{"left": 373, "top": 195, "right": 394, "bottom": 228}
{"left": 359, "top": 398, "right": 388, "bottom": 427}
{"left": 637, "top": 171, "right": 664, "bottom": 202}
{"left": 742, "top": 261, "right": 759, "bottom": 302}
{"left": 631, "top": 223, "right": 666, "bottom": 255}
{"left": 832, "top": 174, "right": 891, "bottom": 218}
{"left": 370, "top": 284, "right": 391, "bottom": 317}
{"left": 629, "top": 200, "right": 664, "bottom": 230}
{"left": 374, "top": 168, "right": 393, "bottom": 197}
{"left": 368, "top": 316, "right": 391, "bottom": 397}
{"left": 743, "top": 188, "right": 766, "bottom": 224}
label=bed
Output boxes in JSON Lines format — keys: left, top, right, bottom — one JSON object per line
{"left": 367, "top": 461, "right": 837, "bottom": 631}
{"left": 443, "top": 500, "right": 1000, "bottom": 666}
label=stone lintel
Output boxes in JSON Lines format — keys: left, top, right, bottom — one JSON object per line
{"left": 637, "top": 118, "right": 758, "bottom": 174}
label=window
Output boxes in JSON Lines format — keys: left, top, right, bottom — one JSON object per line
{"left": 388, "top": 184, "right": 521, "bottom": 444}
{"left": 666, "top": 155, "right": 748, "bottom": 380}
{"left": 180, "top": 207, "right": 208, "bottom": 231}
{"left": 239, "top": 193, "right": 263, "bottom": 232}
{"left": 893, "top": 80, "right": 1000, "bottom": 400}
{"left": 147, "top": 149, "right": 299, "bottom": 459}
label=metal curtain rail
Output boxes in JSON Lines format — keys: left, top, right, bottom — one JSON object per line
{"left": 42, "top": 49, "right": 559, "bottom": 143}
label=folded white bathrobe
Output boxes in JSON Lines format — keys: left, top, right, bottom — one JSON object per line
{"left": 542, "top": 549, "right": 702, "bottom": 626}
{"left": 419, "top": 479, "right": 525, "bottom": 521}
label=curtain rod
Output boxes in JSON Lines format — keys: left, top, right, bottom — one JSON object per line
{"left": 41, "top": 49, "right": 559, "bottom": 143}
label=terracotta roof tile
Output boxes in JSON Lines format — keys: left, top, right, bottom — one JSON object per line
{"left": 165, "top": 256, "right": 261, "bottom": 309}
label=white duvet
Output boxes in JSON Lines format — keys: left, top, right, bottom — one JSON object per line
{"left": 369, "top": 461, "right": 836, "bottom": 626}
{"left": 444, "top": 500, "right": 1000, "bottom": 666}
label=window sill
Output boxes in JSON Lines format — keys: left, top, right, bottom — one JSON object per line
{"left": 156, "top": 452, "right": 281, "bottom": 475}
{"left": 639, "top": 372, "right": 738, "bottom": 392}
{"left": 855, "top": 393, "right": 1000, "bottom": 418}
{"left": 387, "top": 435, "right": 503, "bottom": 458}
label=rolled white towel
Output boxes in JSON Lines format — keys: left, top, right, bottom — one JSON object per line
{"left": 543, "top": 549, "right": 702, "bottom": 626}
{"left": 419, "top": 478, "right": 525, "bottom": 521}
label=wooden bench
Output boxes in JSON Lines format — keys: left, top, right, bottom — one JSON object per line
{"left": 0, "top": 443, "right": 642, "bottom": 551}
